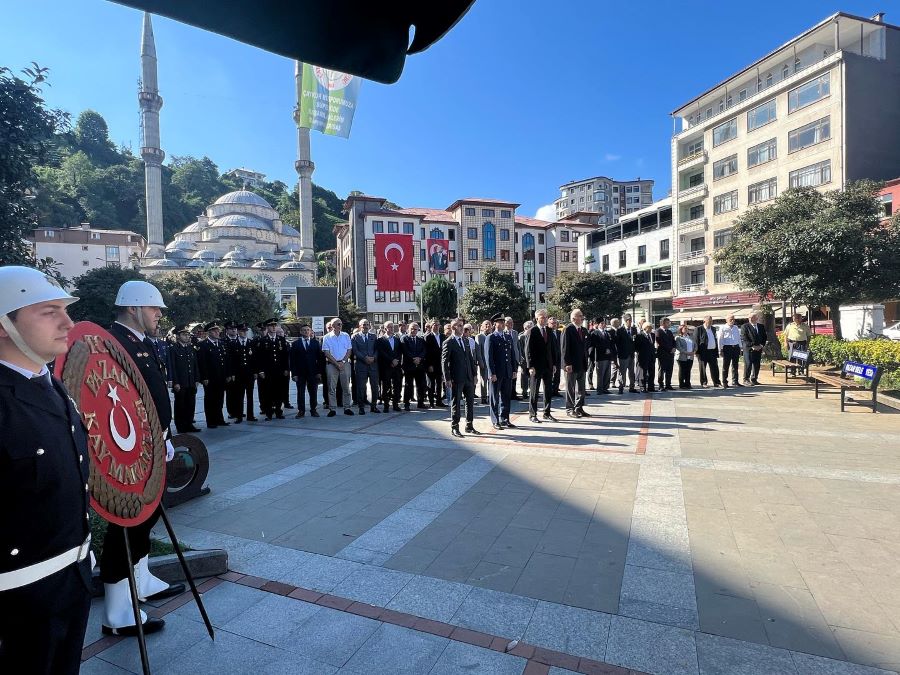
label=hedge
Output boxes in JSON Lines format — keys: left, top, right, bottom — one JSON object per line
{"left": 778, "top": 334, "right": 900, "bottom": 390}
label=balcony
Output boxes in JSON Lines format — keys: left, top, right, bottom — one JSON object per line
{"left": 677, "top": 150, "right": 707, "bottom": 170}
{"left": 677, "top": 184, "right": 707, "bottom": 203}
{"left": 679, "top": 283, "right": 707, "bottom": 296}
{"left": 678, "top": 249, "right": 708, "bottom": 266}
{"left": 678, "top": 216, "right": 707, "bottom": 235}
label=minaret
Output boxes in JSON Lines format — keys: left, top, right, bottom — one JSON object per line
{"left": 293, "top": 61, "right": 315, "bottom": 262}
{"left": 139, "top": 13, "right": 165, "bottom": 257}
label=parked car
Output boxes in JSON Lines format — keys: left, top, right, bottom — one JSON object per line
{"left": 881, "top": 321, "right": 900, "bottom": 341}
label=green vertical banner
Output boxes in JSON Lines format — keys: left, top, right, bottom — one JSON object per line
{"left": 296, "top": 62, "right": 361, "bottom": 138}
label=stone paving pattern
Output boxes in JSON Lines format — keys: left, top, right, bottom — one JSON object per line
{"left": 82, "top": 369, "right": 900, "bottom": 673}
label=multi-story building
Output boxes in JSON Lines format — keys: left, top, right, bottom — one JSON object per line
{"left": 336, "top": 195, "right": 594, "bottom": 325}
{"left": 578, "top": 198, "right": 674, "bottom": 324}
{"left": 29, "top": 224, "right": 147, "bottom": 282}
{"left": 670, "top": 11, "right": 900, "bottom": 319}
{"left": 223, "top": 167, "right": 266, "bottom": 188}
{"left": 555, "top": 176, "right": 654, "bottom": 223}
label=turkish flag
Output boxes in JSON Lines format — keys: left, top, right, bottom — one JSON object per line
{"left": 375, "top": 233, "right": 414, "bottom": 291}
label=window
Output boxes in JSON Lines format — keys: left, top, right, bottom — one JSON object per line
{"left": 789, "top": 74, "right": 830, "bottom": 113}
{"left": 602, "top": 255, "right": 610, "bottom": 272}
{"left": 500, "top": 249, "right": 510, "bottom": 262}
{"left": 81, "top": 245, "right": 89, "bottom": 251}
{"left": 618, "top": 250, "right": 627, "bottom": 268}
{"left": 748, "top": 138, "right": 777, "bottom": 167}
{"left": 373, "top": 220, "right": 384, "bottom": 233}
{"left": 561, "top": 250, "right": 570, "bottom": 262}
{"left": 44, "top": 230, "right": 55, "bottom": 237}
{"left": 879, "top": 194, "right": 893, "bottom": 218}
{"left": 748, "top": 177, "right": 777, "bottom": 204}
{"left": 465, "top": 207, "right": 475, "bottom": 216}
{"left": 538, "top": 252, "right": 545, "bottom": 264}
{"left": 421, "top": 271, "right": 426, "bottom": 282}
{"left": 389, "top": 291, "right": 401, "bottom": 302}
{"left": 449, "top": 249, "right": 456, "bottom": 262}
{"left": 660, "top": 239, "right": 670, "bottom": 260}
{"left": 373, "top": 313, "right": 384, "bottom": 323}
{"left": 500, "top": 228, "right": 510, "bottom": 241}
{"left": 637, "top": 245, "right": 646, "bottom": 264}
{"left": 82, "top": 260, "right": 90, "bottom": 266}
{"left": 420, "top": 228, "right": 426, "bottom": 239}
{"left": 788, "top": 117, "right": 830, "bottom": 153}
{"left": 560, "top": 230, "right": 569, "bottom": 242}
{"left": 713, "top": 155, "right": 738, "bottom": 181}
{"left": 515, "top": 272, "right": 520, "bottom": 283}
{"left": 482, "top": 222, "right": 496, "bottom": 260}
{"left": 714, "top": 266, "right": 731, "bottom": 284}
{"left": 420, "top": 249, "right": 426, "bottom": 262}
{"left": 500, "top": 210, "right": 511, "bottom": 219}
{"left": 402, "top": 222, "right": 414, "bottom": 234}
{"left": 106, "top": 245, "right": 119, "bottom": 259}
{"left": 714, "top": 190, "right": 739, "bottom": 214}
{"left": 782, "top": 65, "right": 789, "bottom": 79}
{"left": 447, "top": 229, "right": 455, "bottom": 241}
{"left": 690, "top": 236, "right": 705, "bottom": 253}
{"left": 375, "top": 291, "right": 386, "bottom": 302}
{"left": 537, "top": 234, "right": 544, "bottom": 245}
{"left": 712, "top": 118, "right": 737, "bottom": 146}
{"left": 689, "top": 204, "right": 705, "bottom": 220}
{"left": 468, "top": 248, "right": 478, "bottom": 260}
{"left": 405, "top": 291, "right": 416, "bottom": 302}
{"left": 713, "top": 228, "right": 733, "bottom": 249}
{"left": 515, "top": 252, "right": 519, "bottom": 263}
{"left": 789, "top": 160, "right": 832, "bottom": 188}
{"left": 430, "top": 227, "right": 442, "bottom": 239}
{"left": 539, "top": 272, "right": 545, "bottom": 284}
{"left": 765, "top": 72, "right": 773, "bottom": 88}
{"left": 449, "top": 272, "right": 456, "bottom": 282}
{"left": 387, "top": 221, "right": 399, "bottom": 233}
{"left": 690, "top": 269, "right": 706, "bottom": 285}
{"left": 467, "top": 227, "right": 478, "bottom": 239}
{"left": 91, "top": 232, "right": 101, "bottom": 240}
{"left": 747, "top": 99, "right": 776, "bottom": 130}
{"left": 739, "top": 89, "right": 747, "bottom": 102}
{"left": 482, "top": 209, "right": 495, "bottom": 218}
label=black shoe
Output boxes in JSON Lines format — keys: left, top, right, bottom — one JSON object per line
{"left": 480, "top": 398, "right": 488, "bottom": 404}
{"left": 283, "top": 404, "right": 294, "bottom": 409}
{"left": 743, "top": 379, "right": 752, "bottom": 385}
{"left": 295, "top": 411, "right": 305, "bottom": 418}
{"left": 618, "top": 387, "right": 624, "bottom": 394}
{"left": 465, "top": 426, "right": 481, "bottom": 435}
{"left": 492, "top": 423, "right": 503, "bottom": 430}
{"left": 311, "top": 410, "right": 320, "bottom": 417}
{"left": 188, "top": 426, "right": 203, "bottom": 432}
{"left": 629, "top": 388, "right": 638, "bottom": 393}
{"left": 665, "top": 386, "right": 674, "bottom": 391}
{"left": 393, "top": 405, "right": 402, "bottom": 412}
{"left": 416, "top": 403, "right": 426, "bottom": 409}
{"left": 327, "top": 410, "right": 336, "bottom": 417}
{"left": 577, "top": 409, "right": 592, "bottom": 417}
{"left": 102, "top": 617, "right": 166, "bottom": 637}
{"left": 207, "top": 424, "right": 218, "bottom": 429}
{"left": 275, "top": 413, "right": 285, "bottom": 419}
{"left": 370, "top": 407, "right": 380, "bottom": 413}
{"left": 358, "top": 408, "right": 365, "bottom": 415}
{"left": 451, "top": 427, "right": 463, "bottom": 438}
{"left": 542, "top": 414, "right": 558, "bottom": 422}
{"left": 404, "top": 404, "right": 411, "bottom": 411}
{"left": 144, "top": 582, "right": 185, "bottom": 602}
{"left": 503, "top": 421, "right": 517, "bottom": 429}
{"left": 574, "top": 410, "right": 585, "bottom": 418}
{"left": 234, "top": 417, "right": 243, "bottom": 424}
{"left": 723, "top": 382, "right": 729, "bottom": 389}
{"left": 566, "top": 410, "right": 577, "bottom": 417}
{"left": 344, "top": 409, "right": 354, "bottom": 416}
{"left": 735, "top": 382, "right": 744, "bottom": 387}
{"left": 264, "top": 415, "right": 272, "bottom": 421}
{"left": 529, "top": 416, "right": 541, "bottom": 423}
{"left": 751, "top": 379, "right": 759, "bottom": 385}
{"left": 227, "top": 415, "right": 236, "bottom": 420}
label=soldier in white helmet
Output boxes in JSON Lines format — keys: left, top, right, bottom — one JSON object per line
{"left": 99, "top": 280, "right": 183, "bottom": 637}
{"left": 0, "top": 266, "right": 92, "bottom": 674}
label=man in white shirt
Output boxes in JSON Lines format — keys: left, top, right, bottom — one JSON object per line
{"left": 322, "top": 319, "right": 354, "bottom": 417}
{"left": 719, "top": 314, "right": 743, "bottom": 389}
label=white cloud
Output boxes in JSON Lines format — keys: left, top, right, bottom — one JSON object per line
{"left": 604, "top": 153, "right": 622, "bottom": 162}
{"left": 535, "top": 204, "right": 557, "bottom": 222}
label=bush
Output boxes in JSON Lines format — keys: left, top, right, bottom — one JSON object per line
{"left": 801, "top": 335, "right": 900, "bottom": 390}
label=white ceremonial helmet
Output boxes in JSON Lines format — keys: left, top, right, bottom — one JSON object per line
{"left": 114, "top": 280, "right": 167, "bottom": 308}
{"left": 0, "top": 265, "right": 78, "bottom": 366}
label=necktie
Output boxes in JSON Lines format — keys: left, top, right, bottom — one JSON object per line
{"left": 32, "top": 374, "right": 67, "bottom": 416}
{"left": 542, "top": 327, "right": 546, "bottom": 341}
{"left": 304, "top": 339, "right": 309, "bottom": 349}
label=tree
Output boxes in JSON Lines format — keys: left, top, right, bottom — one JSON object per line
{"left": 421, "top": 276, "right": 457, "bottom": 323}
{"left": 338, "top": 294, "right": 364, "bottom": 328}
{"left": 457, "top": 266, "right": 530, "bottom": 324}
{"left": 153, "top": 270, "right": 279, "bottom": 329}
{"left": 0, "top": 64, "right": 69, "bottom": 268}
{"left": 545, "top": 271, "right": 631, "bottom": 322}
{"left": 73, "top": 110, "right": 117, "bottom": 165}
{"left": 204, "top": 274, "right": 279, "bottom": 328}
{"left": 715, "top": 181, "right": 900, "bottom": 340}
{"left": 68, "top": 266, "right": 146, "bottom": 325}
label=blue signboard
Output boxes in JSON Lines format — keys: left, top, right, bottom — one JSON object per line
{"left": 843, "top": 361, "right": 877, "bottom": 381}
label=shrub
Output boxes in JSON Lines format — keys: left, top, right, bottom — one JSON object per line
{"left": 801, "top": 335, "right": 900, "bottom": 390}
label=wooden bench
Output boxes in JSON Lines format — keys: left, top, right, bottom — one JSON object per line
{"left": 771, "top": 348, "right": 812, "bottom": 382}
{"left": 809, "top": 361, "right": 883, "bottom": 413}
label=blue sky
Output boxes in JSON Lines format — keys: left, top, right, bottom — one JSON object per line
{"left": 0, "top": 0, "right": 885, "bottom": 220}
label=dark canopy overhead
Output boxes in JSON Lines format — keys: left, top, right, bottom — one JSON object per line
{"left": 111, "top": 0, "right": 476, "bottom": 83}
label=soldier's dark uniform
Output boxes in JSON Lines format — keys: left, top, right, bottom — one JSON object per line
{"left": 197, "top": 324, "right": 231, "bottom": 428}
{"left": 255, "top": 322, "right": 289, "bottom": 420}
{"left": 168, "top": 328, "right": 200, "bottom": 433}
{"left": 0, "top": 365, "right": 92, "bottom": 674}
{"left": 226, "top": 324, "right": 257, "bottom": 422}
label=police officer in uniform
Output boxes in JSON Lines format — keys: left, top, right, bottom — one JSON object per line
{"left": 168, "top": 324, "right": 201, "bottom": 433}
{"left": 198, "top": 320, "right": 231, "bottom": 428}
{"left": 487, "top": 313, "right": 515, "bottom": 429}
{"left": 255, "top": 318, "right": 289, "bottom": 420}
{"left": 101, "top": 281, "right": 183, "bottom": 636}
{"left": 226, "top": 322, "right": 258, "bottom": 423}
{"left": 0, "top": 267, "right": 92, "bottom": 674}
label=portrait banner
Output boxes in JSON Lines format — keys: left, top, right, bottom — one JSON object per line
{"left": 426, "top": 238, "right": 449, "bottom": 274}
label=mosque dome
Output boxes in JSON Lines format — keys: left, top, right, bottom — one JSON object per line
{"left": 219, "top": 260, "right": 244, "bottom": 268}
{"left": 147, "top": 258, "right": 179, "bottom": 267}
{"left": 192, "top": 249, "right": 219, "bottom": 261}
{"left": 185, "top": 259, "right": 212, "bottom": 268}
{"left": 250, "top": 259, "right": 271, "bottom": 269}
{"left": 166, "top": 239, "right": 197, "bottom": 252}
{"left": 208, "top": 214, "right": 270, "bottom": 231}
{"left": 278, "top": 260, "right": 307, "bottom": 270}
{"left": 213, "top": 190, "right": 272, "bottom": 208}
{"left": 223, "top": 248, "right": 250, "bottom": 260}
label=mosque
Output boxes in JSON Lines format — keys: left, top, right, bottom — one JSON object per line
{"left": 136, "top": 13, "right": 315, "bottom": 305}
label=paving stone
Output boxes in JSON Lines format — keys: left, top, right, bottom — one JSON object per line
{"left": 621, "top": 597, "right": 700, "bottom": 631}
{"left": 606, "top": 614, "right": 699, "bottom": 675}
{"left": 343, "top": 622, "right": 449, "bottom": 674}
{"left": 792, "top": 651, "right": 897, "bottom": 675}
{"left": 220, "top": 593, "right": 322, "bottom": 646}
{"left": 695, "top": 631, "right": 796, "bottom": 675}
{"left": 280, "top": 606, "right": 381, "bottom": 667}
{"left": 620, "top": 565, "right": 697, "bottom": 612}
{"left": 154, "top": 628, "right": 292, "bottom": 675}
{"left": 80, "top": 658, "right": 140, "bottom": 674}
{"left": 277, "top": 553, "right": 363, "bottom": 592}
{"left": 451, "top": 587, "right": 538, "bottom": 638}
{"left": 513, "top": 553, "right": 577, "bottom": 603}
{"left": 386, "top": 574, "right": 472, "bottom": 622}
{"left": 429, "top": 640, "right": 527, "bottom": 675}
{"left": 523, "top": 600, "right": 611, "bottom": 662}
{"left": 330, "top": 566, "right": 414, "bottom": 606}
{"left": 171, "top": 581, "right": 268, "bottom": 626}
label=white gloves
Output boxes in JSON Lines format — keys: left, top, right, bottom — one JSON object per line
{"left": 165, "top": 439, "right": 175, "bottom": 462}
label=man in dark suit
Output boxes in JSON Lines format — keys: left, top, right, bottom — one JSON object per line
{"left": 226, "top": 322, "right": 257, "bottom": 423}
{"left": 526, "top": 309, "right": 558, "bottom": 423}
{"left": 0, "top": 267, "right": 93, "bottom": 674}
{"left": 592, "top": 318, "right": 615, "bottom": 394}
{"left": 169, "top": 324, "right": 202, "bottom": 432}
{"left": 741, "top": 311, "right": 767, "bottom": 385}
{"left": 655, "top": 318, "right": 676, "bottom": 391}
{"left": 585, "top": 319, "right": 597, "bottom": 390}
{"left": 548, "top": 317, "right": 563, "bottom": 397}
{"left": 401, "top": 322, "right": 428, "bottom": 409}
{"left": 198, "top": 320, "right": 232, "bottom": 428}
{"left": 694, "top": 315, "right": 722, "bottom": 387}
{"left": 441, "top": 318, "right": 480, "bottom": 437}
{"left": 615, "top": 315, "right": 638, "bottom": 394}
{"left": 476, "top": 320, "right": 491, "bottom": 404}
{"left": 289, "top": 324, "right": 321, "bottom": 417}
{"left": 424, "top": 320, "right": 445, "bottom": 408}
{"left": 517, "top": 323, "right": 531, "bottom": 399}
{"left": 255, "top": 318, "right": 290, "bottom": 419}
{"left": 561, "top": 309, "right": 591, "bottom": 417}
{"left": 376, "top": 320, "right": 403, "bottom": 412}
{"left": 505, "top": 317, "right": 521, "bottom": 400}
{"left": 487, "top": 313, "right": 514, "bottom": 429}
{"left": 352, "top": 318, "right": 379, "bottom": 414}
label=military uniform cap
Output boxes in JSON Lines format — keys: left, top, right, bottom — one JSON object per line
{"left": 490, "top": 312, "right": 505, "bottom": 323}
{"left": 237, "top": 322, "right": 249, "bottom": 331}
{"left": 224, "top": 320, "right": 237, "bottom": 329}
{"left": 204, "top": 320, "right": 221, "bottom": 332}
{"left": 171, "top": 324, "right": 191, "bottom": 335}
{"left": 264, "top": 317, "right": 279, "bottom": 326}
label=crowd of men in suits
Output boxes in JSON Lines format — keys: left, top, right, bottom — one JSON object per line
{"left": 146, "top": 308, "right": 773, "bottom": 437}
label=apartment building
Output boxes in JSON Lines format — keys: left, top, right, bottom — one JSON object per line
{"left": 30, "top": 224, "right": 147, "bottom": 281}
{"left": 555, "top": 176, "right": 654, "bottom": 222}
{"left": 578, "top": 198, "right": 674, "bottom": 324}
{"left": 670, "top": 11, "right": 900, "bottom": 319}
{"left": 337, "top": 195, "right": 593, "bottom": 325}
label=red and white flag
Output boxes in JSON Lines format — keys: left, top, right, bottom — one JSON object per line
{"left": 374, "top": 234, "right": 414, "bottom": 292}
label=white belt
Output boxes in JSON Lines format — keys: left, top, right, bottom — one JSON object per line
{"left": 0, "top": 535, "right": 91, "bottom": 592}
